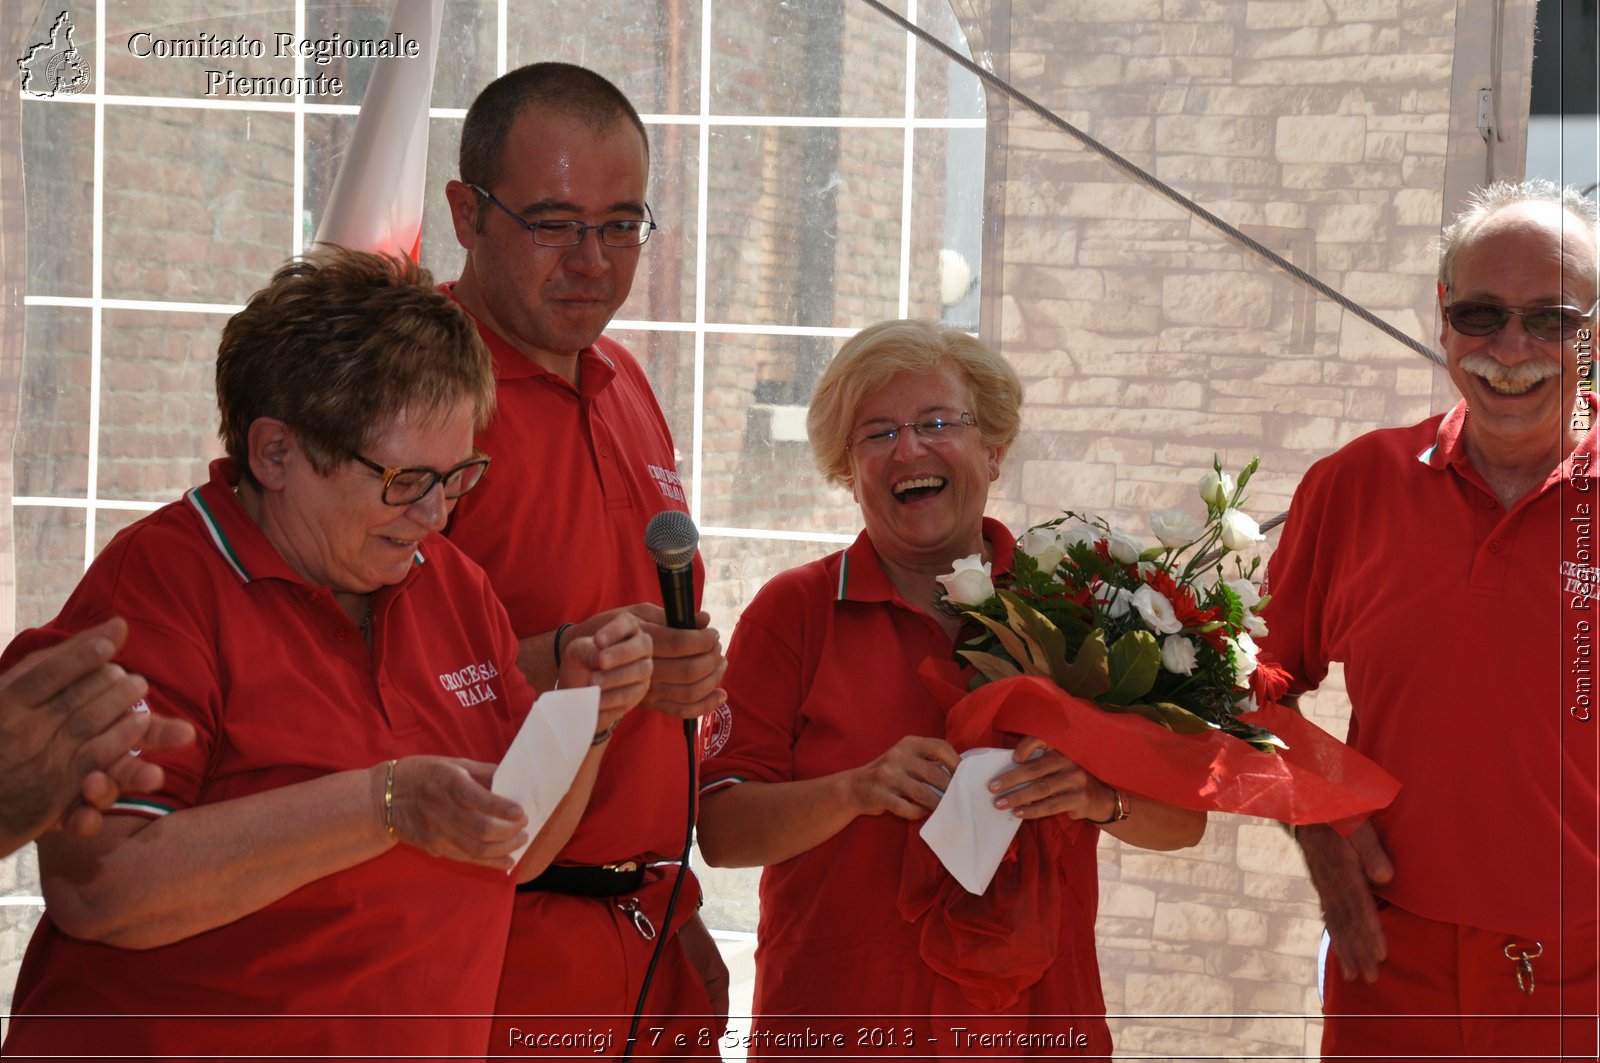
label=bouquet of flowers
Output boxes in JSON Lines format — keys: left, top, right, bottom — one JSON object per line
{"left": 912, "top": 455, "right": 1399, "bottom": 827}
{"left": 935, "top": 456, "right": 1289, "bottom": 751}
{"left": 902, "top": 459, "right": 1398, "bottom": 1009}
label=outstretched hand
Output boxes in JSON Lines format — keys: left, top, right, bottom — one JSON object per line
{"left": 0, "top": 618, "right": 195, "bottom": 857}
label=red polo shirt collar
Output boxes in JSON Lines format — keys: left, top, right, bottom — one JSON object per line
{"left": 1419, "top": 398, "right": 1599, "bottom": 496}
{"left": 188, "top": 458, "right": 425, "bottom": 593}
{"left": 440, "top": 282, "right": 618, "bottom": 398}
{"left": 836, "top": 515, "right": 1017, "bottom": 604}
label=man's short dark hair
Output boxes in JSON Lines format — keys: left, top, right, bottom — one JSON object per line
{"left": 459, "top": 62, "right": 649, "bottom": 192}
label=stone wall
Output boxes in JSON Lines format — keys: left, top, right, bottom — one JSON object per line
{"left": 959, "top": 0, "right": 1515, "bottom": 1055}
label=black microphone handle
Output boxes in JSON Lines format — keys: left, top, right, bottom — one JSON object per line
{"left": 656, "top": 565, "right": 696, "bottom": 630}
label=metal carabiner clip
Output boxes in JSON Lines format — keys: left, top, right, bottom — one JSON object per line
{"left": 616, "top": 896, "right": 657, "bottom": 941}
{"left": 1504, "top": 941, "right": 1543, "bottom": 996}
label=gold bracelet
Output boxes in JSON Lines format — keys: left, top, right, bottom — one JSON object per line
{"left": 383, "top": 759, "right": 398, "bottom": 838}
{"left": 1088, "top": 787, "right": 1129, "bottom": 825}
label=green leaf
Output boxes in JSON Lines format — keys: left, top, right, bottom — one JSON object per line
{"left": 959, "top": 649, "right": 1023, "bottom": 685}
{"left": 1105, "top": 629, "right": 1160, "bottom": 704}
{"left": 1058, "top": 629, "right": 1112, "bottom": 698}
{"left": 999, "top": 591, "right": 1072, "bottom": 688}
{"left": 965, "top": 612, "right": 1044, "bottom": 676}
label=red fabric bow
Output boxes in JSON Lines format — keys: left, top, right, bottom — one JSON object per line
{"left": 899, "top": 659, "right": 1400, "bottom": 1008}
{"left": 919, "top": 658, "right": 1399, "bottom": 827}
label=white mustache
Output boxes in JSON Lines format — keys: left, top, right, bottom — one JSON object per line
{"left": 1459, "top": 353, "right": 1561, "bottom": 388}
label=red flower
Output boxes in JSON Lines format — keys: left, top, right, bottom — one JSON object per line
{"left": 1144, "top": 568, "right": 1219, "bottom": 629}
{"left": 1250, "top": 656, "right": 1293, "bottom": 707}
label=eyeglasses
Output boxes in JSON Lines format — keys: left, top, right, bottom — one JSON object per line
{"left": 468, "top": 184, "right": 656, "bottom": 248}
{"left": 846, "top": 411, "right": 978, "bottom": 453}
{"left": 351, "top": 451, "right": 492, "bottom": 506}
{"left": 1444, "top": 300, "right": 1597, "bottom": 342}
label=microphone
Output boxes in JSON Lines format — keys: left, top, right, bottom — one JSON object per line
{"left": 628, "top": 510, "right": 704, "bottom": 1061}
{"left": 644, "top": 510, "right": 699, "bottom": 630}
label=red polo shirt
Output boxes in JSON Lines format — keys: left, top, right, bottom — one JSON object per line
{"left": 700, "top": 521, "right": 1112, "bottom": 1057}
{"left": 440, "top": 299, "right": 717, "bottom": 1056}
{"left": 2, "top": 459, "right": 533, "bottom": 1059}
{"left": 443, "top": 294, "right": 700, "bottom": 863}
{"left": 1264, "top": 401, "right": 1599, "bottom": 941}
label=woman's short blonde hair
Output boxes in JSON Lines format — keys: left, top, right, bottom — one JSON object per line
{"left": 806, "top": 319, "right": 1023, "bottom": 489}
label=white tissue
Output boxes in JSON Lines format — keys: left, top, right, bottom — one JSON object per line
{"left": 918, "top": 746, "right": 1025, "bottom": 895}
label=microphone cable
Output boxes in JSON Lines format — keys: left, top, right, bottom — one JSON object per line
{"left": 620, "top": 720, "right": 698, "bottom": 1061}
{"left": 623, "top": 512, "right": 707, "bottom": 1060}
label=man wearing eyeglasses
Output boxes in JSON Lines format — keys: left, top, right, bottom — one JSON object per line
{"left": 438, "top": 63, "right": 729, "bottom": 1057}
{"left": 1264, "top": 179, "right": 1598, "bottom": 1059}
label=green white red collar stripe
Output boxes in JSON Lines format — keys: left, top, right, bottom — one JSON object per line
{"left": 187, "top": 485, "right": 427, "bottom": 583}
{"left": 186, "top": 486, "right": 251, "bottom": 582}
{"left": 109, "top": 796, "right": 176, "bottom": 818}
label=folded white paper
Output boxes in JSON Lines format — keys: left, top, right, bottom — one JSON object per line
{"left": 492, "top": 686, "right": 600, "bottom": 871}
{"left": 918, "top": 746, "right": 1024, "bottom": 895}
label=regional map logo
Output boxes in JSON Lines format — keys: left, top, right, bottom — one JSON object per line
{"left": 18, "top": 10, "right": 92, "bottom": 98}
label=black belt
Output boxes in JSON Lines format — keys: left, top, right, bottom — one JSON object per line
{"left": 517, "top": 860, "right": 646, "bottom": 898}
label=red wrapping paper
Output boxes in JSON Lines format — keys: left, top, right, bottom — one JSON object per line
{"left": 898, "top": 661, "right": 1400, "bottom": 1010}
{"left": 919, "top": 658, "right": 1400, "bottom": 826}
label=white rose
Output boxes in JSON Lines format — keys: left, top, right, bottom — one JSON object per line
{"left": 1131, "top": 584, "right": 1184, "bottom": 634}
{"left": 1199, "top": 468, "right": 1236, "bottom": 508}
{"left": 1106, "top": 527, "right": 1145, "bottom": 564}
{"left": 1161, "top": 634, "right": 1199, "bottom": 675}
{"left": 1228, "top": 632, "right": 1260, "bottom": 677}
{"left": 1225, "top": 578, "right": 1262, "bottom": 611}
{"left": 1219, "top": 508, "right": 1265, "bottom": 551}
{"left": 1150, "top": 507, "right": 1204, "bottom": 549}
{"left": 1061, "top": 523, "right": 1099, "bottom": 549}
{"left": 1093, "top": 580, "right": 1132, "bottom": 619}
{"left": 1018, "top": 527, "right": 1066, "bottom": 573}
{"left": 936, "top": 554, "right": 995, "bottom": 606}
{"left": 1244, "top": 612, "right": 1269, "bottom": 638}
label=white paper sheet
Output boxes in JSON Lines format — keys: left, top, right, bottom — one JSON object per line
{"left": 491, "top": 686, "right": 600, "bottom": 871}
{"left": 918, "top": 746, "right": 1025, "bottom": 895}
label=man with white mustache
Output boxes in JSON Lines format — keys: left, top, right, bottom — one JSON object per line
{"left": 1262, "top": 180, "right": 1599, "bottom": 1059}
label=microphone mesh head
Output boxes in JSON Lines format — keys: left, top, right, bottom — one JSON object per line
{"left": 644, "top": 510, "right": 700, "bottom": 571}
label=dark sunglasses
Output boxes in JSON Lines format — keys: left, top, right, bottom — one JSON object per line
{"left": 1444, "top": 300, "right": 1597, "bottom": 342}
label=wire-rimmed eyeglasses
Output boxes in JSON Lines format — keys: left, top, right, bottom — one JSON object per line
{"left": 351, "top": 451, "right": 492, "bottom": 506}
{"left": 468, "top": 183, "right": 656, "bottom": 248}
{"left": 846, "top": 411, "right": 978, "bottom": 453}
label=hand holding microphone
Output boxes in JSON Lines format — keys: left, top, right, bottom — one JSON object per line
{"left": 637, "top": 511, "right": 727, "bottom": 720}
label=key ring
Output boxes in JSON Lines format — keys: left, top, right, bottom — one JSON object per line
{"left": 616, "top": 896, "right": 657, "bottom": 941}
{"left": 1504, "top": 941, "right": 1543, "bottom": 996}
